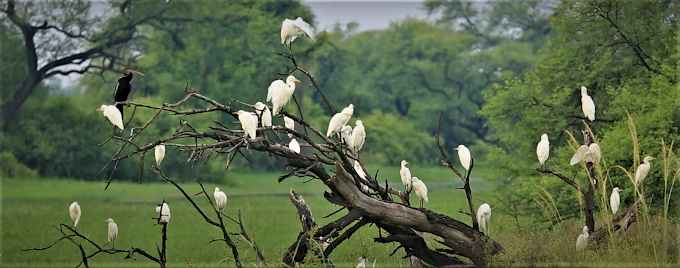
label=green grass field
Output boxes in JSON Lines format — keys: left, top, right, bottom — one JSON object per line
{"left": 2, "top": 165, "right": 493, "bottom": 267}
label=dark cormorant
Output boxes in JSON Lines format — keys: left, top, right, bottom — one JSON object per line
{"left": 113, "top": 68, "right": 145, "bottom": 119}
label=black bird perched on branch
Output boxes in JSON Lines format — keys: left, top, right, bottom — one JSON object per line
{"left": 113, "top": 68, "right": 145, "bottom": 119}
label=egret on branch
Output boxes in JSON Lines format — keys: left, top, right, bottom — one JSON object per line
{"left": 340, "top": 125, "right": 353, "bottom": 147}
{"left": 536, "top": 133, "right": 550, "bottom": 170}
{"left": 284, "top": 116, "right": 295, "bottom": 138}
{"left": 214, "top": 187, "right": 228, "bottom": 212}
{"left": 635, "top": 156, "right": 656, "bottom": 186}
{"left": 576, "top": 225, "right": 589, "bottom": 250}
{"left": 155, "top": 201, "right": 171, "bottom": 223}
{"left": 289, "top": 138, "right": 300, "bottom": 154}
{"left": 69, "top": 202, "right": 81, "bottom": 229}
{"left": 326, "top": 104, "right": 354, "bottom": 137}
{"left": 570, "top": 145, "right": 592, "bottom": 165}
{"left": 477, "top": 203, "right": 491, "bottom": 232}
{"left": 454, "top": 145, "right": 471, "bottom": 177}
{"left": 353, "top": 160, "right": 369, "bottom": 192}
{"left": 268, "top": 75, "right": 300, "bottom": 115}
{"left": 233, "top": 110, "right": 258, "bottom": 139}
{"left": 610, "top": 187, "right": 623, "bottom": 214}
{"left": 113, "top": 68, "right": 144, "bottom": 119}
{"left": 281, "top": 17, "right": 317, "bottom": 46}
{"left": 400, "top": 160, "right": 412, "bottom": 192}
{"left": 254, "top": 102, "right": 272, "bottom": 127}
{"left": 351, "top": 120, "right": 366, "bottom": 154}
{"left": 411, "top": 177, "right": 428, "bottom": 208}
{"left": 581, "top": 86, "right": 595, "bottom": 121}
{"left": 155, "top": 144, "right": 165, "bottom": 166}
{"left": 97, "top": 104, "right": 124, "bottom": 131}
{"left": 589, "top": 143, "right": 601, "bottom": 163}
{"left": 105, "top": 218, "right": 118, "bottom": 248}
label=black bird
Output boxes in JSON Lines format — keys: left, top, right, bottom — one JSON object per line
{"left": 113, "top": 68, "right": 145, "bottom": 119}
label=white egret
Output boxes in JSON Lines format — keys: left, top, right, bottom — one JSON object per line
{"left": 214, "top": 187, "right": 228, "bottom": 212}
{"left": 589, "top": 143, "right": 601, "bottom": 163}
{"left": 105, "top": 218, "right": 118, "bottom": 248}
{"left": 351, "top": 120, "right": 366, "bottom": 154}
{"left": 536, "top": 133, "right": 550, "bottom": 169}
{"left": 284, "top": 116, "right": 295, "bottom": 138}
{"left": 635, "top": 156, "right": 656, "bottom": 186}
{"left": 354, "top": 160, "right": 370, "bottom": 192}
{"left": 268, "top": 76, "right": 300, "bottom": 115}
{"left": 254, "top": 102, "right": 272, "bottom": 127}
{"left": 289, "top": 138, "right": 300, "bottom": 154}
{"left": 610, "top": 187, "right": 623, "bottom": 214}
{"left": 477, "top": 203, "right": 491, "bottom": 232}
{"left": 356, "top": 257, "right": 367, "bottom": 268}
{"left": 400, "top": 160, "right": 412, "bottom": 192}
{"left": 69, "top": 201, "right": 81, "bottom": 229}
{"left": 233, "top": 110, "right": 258, "bottom": 139}
{"left": 411, "top": 177, "right": 428, "bottom": 208}
{"left": 155, "top": 202, "right": 171, "bottom": 224}
{"left": 97, "top": 104, "right": 124, "bottom": 131}
{"left": 326, "top": 104, "right": 354, "bottom": 137}
{"left": 569, "top": 145, "right": 592, "bottom": 165}
{"left": 581, "top": 86, "right": 595, "bottom": 121}
{"left": 340, "top": 125, "right": 353, "bottom": 147}
{"left": 154, "top": 144, "right": 165, "bottom": 166}
{"left": 454, "top": 145, "right": 472, "bottom": 177}
{"left": 576, "top": 225, "right": 589, "bottom": 250}
{"left": 280, "top": 17, "right": 317, "bottom": 45}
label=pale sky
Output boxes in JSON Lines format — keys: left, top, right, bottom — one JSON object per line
{"left": 305, "top": 0, "right": 429, "bottom": 32}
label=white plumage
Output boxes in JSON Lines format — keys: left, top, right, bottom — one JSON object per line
{"left": 97, "top": 104, "right": 124, "bottom": 131}
{"left": 610, "top": 187, "right": 622, "bottom": 214}
{"left": 581, "top": 86, "right": 595, "bottom": 121}
{"left": 356, "top": 257, "right": 367, "bottom": 268}
{"left": 477, "top": 203, "right": 491, "bottom": 232}
{"left": 536, "top": 133, "right": 550, "bottom": 168}
{"left": 254, "top": 102, "right": 272, "bottom": 127}
{"left": 354, "top": 161, "right": 369, "bottom": 192}
{"left": 340, "top": 125, "right": 353, "bottom": 147}
{"left": 635, "top": 156, "right": 656, "bottom": 186}
{"left": 351, "top": 120, "right": 366, "bottom": 154}
{"left": 576, "top": 225, "right": 589, "bottom": 250}
{"left": 69, "top": 202, "right": 81, "bottom": 228}
{"left": 105, "top": 218, "right": 118, "bottom": 247}
{"left": 454, "top": 145, "right": 472, "bottom": 172}
{"left": 411, "top": 177, "right": 428, "bottom": 207}
{"left": 570, "top": 145, "right": 592, "bottom": 165}
{"left": 268, "top": 76, "right": 300, "bottom": 115}
{"left": 589, "top": 143, "right": 601, "bottom": 163}
{"left": 233, "top": 110, "right": 258, "bottom": 139}
{"left": 289, "top": 138, "right": 300, "bottom": 154}
{"left": 280, "top": 17, "right": 317, "bottom": 45}
{"left": 400, "top": 160, "right": 412, "bottom": 192}
{"left": 214, "top": 187, "right": 228, "bottom": 212}
{"left": 326, "top": 104, "right": 354, "bottom": 137}
{"left": 155, "top": 202, "right": 171, "bottom": 223}
{"left": 284, "top": 116, "right": 295, "bottom": 138}
{"left": 155, "top": 144, "right": 165, "bottom": 166}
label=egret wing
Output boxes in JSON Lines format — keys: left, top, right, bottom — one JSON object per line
{"left": 294, "top": 17, "right": 316, "bottom": 42}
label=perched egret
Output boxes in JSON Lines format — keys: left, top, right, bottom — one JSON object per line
{"left": 536, "top": 134, "right": 550, "bottom": 169}
{"left": 576, "top": 225, "right": 589, "bottom": 250}
{"left": 254, "top": 102, "right": 272, "bottom": 127}
{"left": 280, "top": 17, "right": 317, "bottom": 45}
{"left": 69, "top": 201, "right": 81, "bottom": 229}
{"left": 113, "top": 68, "right": 145, "bottom": 119}
{"left": 354, "top": 161, "right": 369, "bottom": 192}
{"left": 326, "top": 104, "right": 354, "bottom": 137}
{"left": 233, "top": 110, "right": 258, "bottom": 139}
{"left": 268, "top": 76, "right": 300, "bottom": 115}
{"left": 214, "top": 187, "right": 228, "bottom": 212}
{"left": 589, "top": 143, "right": 601, "bottom": 163}
{"left": 570, "top": 145, "right": 592, "bottom": 165}
{"left": 351, "top": 120, "right": 366, "bottom": 154}
{"left": 411, "top": 177, "right": 428, "bottom": 207}
{"left": 356, "top": 257, "right": 367, "bottom": 268}
{"left": 155, "top": 144, "right": 166, "bottom": 166}
{"left": 340, "top": 125, "right": 353, "bottom": 147}
{"left": 477, "top": 203, "right": 491, "bottom": 232}
{"left": 322, "top": 238, "right": 330, "bottom": 251}
{"left": 284, "top": 116, "right": 295, "bottom": 138}
{"left": 581, "top": 86, "right": 595, "bottom": 121}
{"left": 289, "top": 138, "right": 300, "bottom": 154}
{"left": 610, "top": 187, "right": 623, "bottom": 214}
{"left": 105, "top": 218, "right": 118, "bottom": 248}
{"left": 155, "top": 202, "right": 171, "bottom": 224}
{"left": 400, "top": 160, "right": 412, "bottom": 192}
{"left": 454, "top": 145, "right": 472, "bottom": 176}
{"left": 635, "top": 156, "right": 656, "bottom": 186}
{"left": 97, "top": 105, "right": 124, "bottom": 131}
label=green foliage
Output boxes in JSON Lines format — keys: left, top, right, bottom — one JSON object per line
{"left": 0, "top": 151, "right": 36, "bottom": 178}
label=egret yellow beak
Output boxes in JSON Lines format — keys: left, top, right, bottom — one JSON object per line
{"left": 405, "top": 161, "right": 409, "bottom": 165}
{"left": 620, "top": 189, "right": 624, "bottom": 191}
{"left": 453, "top": 148, "right": 459, "bottom": 151}
{"left": 651, "top": 157, "right": 657, "bottom": 160}
{"left": 293, "top": 78, "right": 301, "bottom": 82}
{"left": 103, "top": 220, "right": 108, "bottom": 222}
{"left": 232, "top": 111, "right": 239, "bottom": 115}
{"left": 96, "top": 107, "right": 103, "bottom": 111}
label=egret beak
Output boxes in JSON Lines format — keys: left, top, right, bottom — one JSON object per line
{"left": 620, "top": 189, "right": 624, "bottom": 191}
{"left": 453, "top": 147, "right": 460, "bottom": 151}
{"left": 405, "top": 161, "right": 409, "bottom": 165}
{"left": 96, "top": 108, "right": 103, "bottom": 111}
{"left": 232, "top": 111, "right": 239, "bottom": 115}
{"left": 292, "top": 78, "right": 301, "bottom": 82}
{"left": 103, "top": 220, "right": 108, "bottom": 222}
{"left": 651, "top": 157, "right": 657, "bottom": 160}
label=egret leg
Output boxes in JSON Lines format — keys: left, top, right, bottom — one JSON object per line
{"left": 420, "top": 199, "right": 423, "bottom": 208}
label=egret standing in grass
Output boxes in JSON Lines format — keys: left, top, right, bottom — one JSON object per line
{"left": 326, "top": 104, "right": 354, "bottom": 137}
{"left": 454, "top": 145, "right": 472, "bottom": 177}
{"left": 477, "top": 203, "right": 491, "bottom": 233}
{"left": 284, "top": 116, "right": 295, "bottom": 138}
{"left": 635, "top": 156, "right": 656, "bottom": 186}
{"left": 155, "top": 144, "right": 165, "bottom": 166}
{"left": 233, "top": 110, "right": 258, "bottom": 139}
{"left": 581, "top": 86, "right": 595, "bottom": 121}
{"left": 254, "top": 102, "right": 272, "bottom": 127}
{"left": 268, "top": 76, "right": 300, "bottom": 115}
{"left": 97, "top": 104, "right": 124, "bottom": 131}
{"left": 351, "top": 120, "right": 366, "bottom": 154}
{"left": 214, "top": 187, "right": 228, "bottom": 212}
{"left": 576, "top": 225, "right": 589, "bottom": 250}
{"left": 155, "top": 201, "right": 171, "bottom": 224}
{"left": 400, "top": 160, "right": 412, "bottom": 192}
{"left": 610, "top": 187, "right": 623, "bottom": 214}
{"left": 411, "top": 177, "right": 428, "bottom": 208}
{"left": 69, "top": 202, "right": 81, "bottom": 229}
{"left": 289, "top": 138, "right": 300, "bottom": 154}
{"left": 105, "top": 218, "right": 118, "bottom": 248}
{"left": 340, "top": 125, "right": 353, "bottom": 147}
{"left": 536, "top": 134, "right": 550, "bottom": 170}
